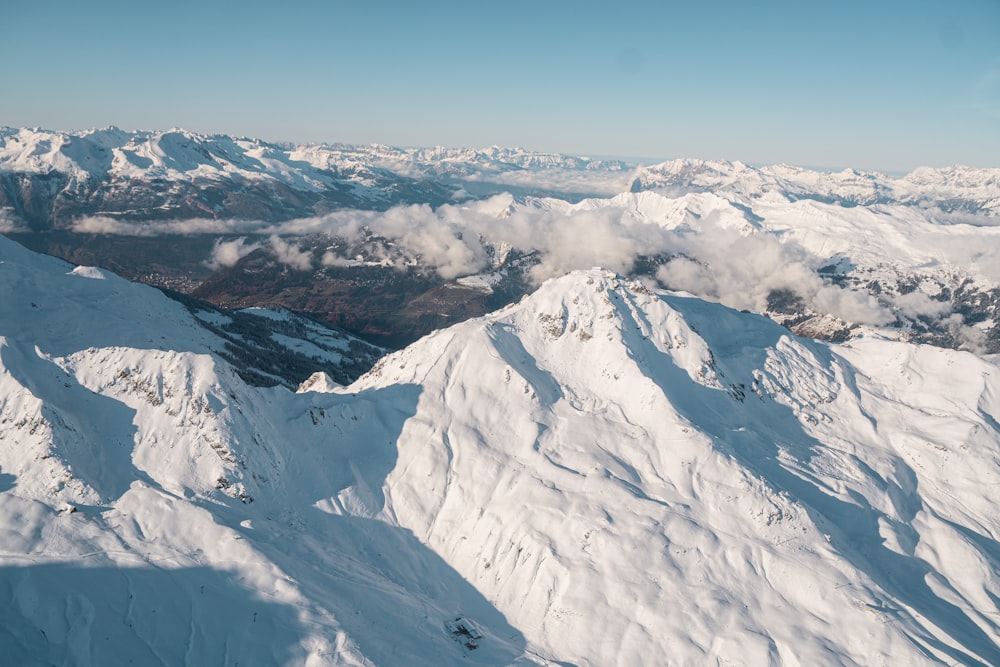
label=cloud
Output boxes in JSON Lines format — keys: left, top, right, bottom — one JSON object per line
{"left": 61, "top": 190, "right": 1000, "bottom": 335}
{"left": 363, "top": 204, "right": 490, "bottom": 279}
{"left": 70, "top": 216, "right": 140, "bottom": 235}
{"left": 467, "top": 204, "right": 670, "bottom": 282}
{"left": 73, "top": 216, "right": 261, "bottom": 236}
{"left": 268, "top": 235, "right": 313, "bottom": 271}
{"left": 933, "top": 234, "right": 1000, "bottom": 283}
{"left": 262, "top": 200, "right": 500, "bottom": 279}
{"left": 0, "top": 208, "right": 25, "bottom": 232}
{"left": 179, "top": 193, "right": 899, "bottom": 328}
{"left": 655, "top": 223, "right": 893, "bottom": 326}
{"left": 945, "top": 315, "right": 989, "bottom": 354}
{"left": 811, "top": 287, "right": 891, "bottom": 326}
{"left": 890, "top": 291, "right": 952, "bottom": 319}
{"left": 320, "top": 252, "right": 360, "bottom": 268}
{"left": 206, "top": 237, "right": 262, "bottom": 270}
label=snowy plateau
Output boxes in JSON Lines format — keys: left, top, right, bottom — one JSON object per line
{"left": 2, "top": 232, "right": 1000, "bottom": 665}
{"left": 2, "top": 127, "right": 1000, "bottom": 666}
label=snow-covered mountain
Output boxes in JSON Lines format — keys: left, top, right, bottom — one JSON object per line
{"left": 0, "top": 127, "right": 630, "bottom": 229}
{"left": 348, "top": 268, "right": 1000, "bottom": 665}
{"left": 502, "top": 186, "right": 1000, "bottom": 351}
{"left": 2, "top": 236, "right": 999, "bottom": 665}
{"left": 630, "top": 158, "right": 1000, "bottom": 218}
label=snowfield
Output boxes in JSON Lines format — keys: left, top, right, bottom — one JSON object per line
{"left": 1, "top": 235, "right": 999, "bottom": 665}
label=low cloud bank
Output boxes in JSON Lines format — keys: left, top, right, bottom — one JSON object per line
{"left": 0, "top": 209, "right": 25, "bottom": 233}
{"left": 206, "top": 237, "right": 262, "bottom": 270}
{"left": 240, "top": 198, "right": 897, "bottom": 326}
{"left": 74, "top": 216, "right": 248, "bottom": 236}
{"left": 655, "top": 226, "right": 892, "bottom": 325}
{"left": 69, "top": 194, "right": 998, "bottom": 335}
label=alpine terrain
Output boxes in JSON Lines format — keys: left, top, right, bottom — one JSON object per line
{"left": 3, "top": 127, "right": 999, "bottom": 352}
{"left": 2, "top": 234, "right": 999, "bottom": 665}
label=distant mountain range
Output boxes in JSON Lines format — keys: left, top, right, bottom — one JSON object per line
{"left": 3, "top": 127, "right": 999, "bottom": 353}
{"left": 3, "top": 126, "right": 996, "bottom": 230}
{"left": 0, "top": 127, "right": 630, "bottom": 229}
{"left": 631, "top": 157, "right": 1000, "bottom": 217}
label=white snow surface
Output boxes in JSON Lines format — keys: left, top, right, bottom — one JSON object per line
{"left": 2, "top": 238, "right": 1000, "bottom": 665}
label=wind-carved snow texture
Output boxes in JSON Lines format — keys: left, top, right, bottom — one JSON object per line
{"left": 2, "top": 239, "right": 1000, "bottom": 664}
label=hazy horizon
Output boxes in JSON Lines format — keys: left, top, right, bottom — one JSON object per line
{"left": 2, "top": 1, "right": 999, "bottom": 173}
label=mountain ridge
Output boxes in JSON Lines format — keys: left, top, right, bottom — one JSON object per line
{"left": 630, "top": 158, "right": 1000, "bottom": 217}
{"left": 0, "top": 126, "right": 634, "bottom": 230}
{"left": 346, "top": 268, "right": 1000, "bottom": 665}
{"left": 4, "top": 126, "right": 998, "bottom": 232}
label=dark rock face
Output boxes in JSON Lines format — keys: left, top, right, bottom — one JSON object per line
{"left": 0, "top": 172, "right": 72, "bottom": 230}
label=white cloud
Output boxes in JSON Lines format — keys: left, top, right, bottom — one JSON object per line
{"left": 59, "top": 192, "right": 1000, "bottom": 333}
{"left": 0, "top": 208, "right": 25, "bottom": 232}
{"left": 206, "top": 237, "right": 262, "bottom": 270}
{"left": 890, "top": 291, "right": 952, "bottom": 319}
{"left": 221, "top": 195, "right": 897, "bottom": 327}
{"left": 656, "top": 224, "right": 893, "bottom": 326}
{"left": 72, "top": 216, "right": 261, "bottom": 236}
{"left": 268, "top": 235, "right": 313, "bottom": 271}
{"left": 72, "top": 216, "right": 144, "bottom": 235}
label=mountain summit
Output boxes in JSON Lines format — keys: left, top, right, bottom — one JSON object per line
{"left": 350, "top": 268, "right": 1000, "bottom": 665}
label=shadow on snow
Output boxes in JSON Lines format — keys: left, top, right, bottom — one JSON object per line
{"left": 625, "top": 291, "right": 1000, "bottom": 666}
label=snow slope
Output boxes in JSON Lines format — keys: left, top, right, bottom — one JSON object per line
{"left": 351, "top": 269, "right": 1000, "bottom": 666}
{"left": 2, "top": 238, "right": 999, "bottom": 665}
{"left": 0, "top": 236, "right": 533, "bottom": 666}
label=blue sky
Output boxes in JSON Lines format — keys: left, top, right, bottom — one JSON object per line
{"left": 1, "top": 0, "right": 998, "bottom": 171}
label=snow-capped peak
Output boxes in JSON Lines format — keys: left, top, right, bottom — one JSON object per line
{"left": 348, "top": 267, "right": 1000, "bottom": 665}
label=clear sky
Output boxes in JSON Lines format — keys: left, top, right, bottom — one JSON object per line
{"left": 1, "top": 0, "right": 998, "bottom": 172}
